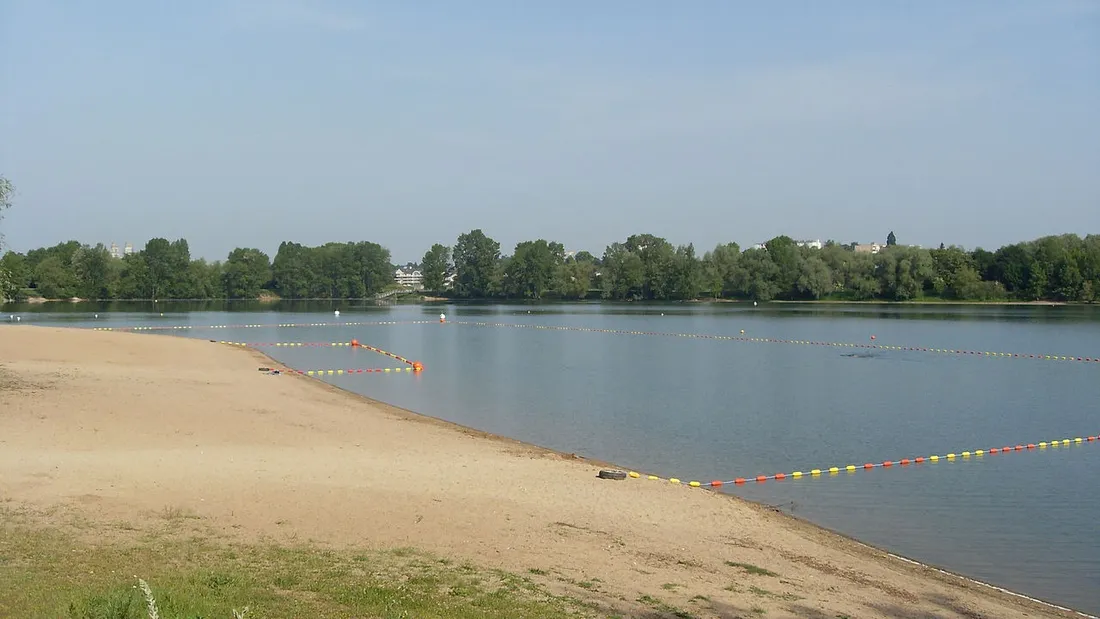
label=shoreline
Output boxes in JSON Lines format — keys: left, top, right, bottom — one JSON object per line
{"left": 243, "top": 343, "right": 1098, "bottom": 619}
{"left": 3, "top": 297, "right": 1089, "bottom": 307}
{"left": 0, "top": 325, "right": 1090, "bottom": 618}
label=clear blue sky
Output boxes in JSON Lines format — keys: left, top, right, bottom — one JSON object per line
{"left": 1, "top": 0, "right": 1098, "bottom": 263}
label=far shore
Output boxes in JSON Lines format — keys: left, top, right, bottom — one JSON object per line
{"left": 4, "top": 295, "right": 1087, "bottom": 307}
{"left": 0, "top": 325, "right": 1087, "bottom": 618}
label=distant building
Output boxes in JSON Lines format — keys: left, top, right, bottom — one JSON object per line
{"left": 854, "top": 242, "right": 884, "bottom": 254}
{"left": 751, "top": 243, "right": 767, "bottom": 251}
{"left": 109, "top": 242, "right": 121, "bottom": 259}
{"left": 124, "top": 243, "right": 133, "bottom": 256}
{"left": 394, "top": 265, "right": 423, "bottom": 289}
{"left": 796, "top": 239, "right": 823, "bottom": 250}
{"left": 444, "top": 271, "right": 457, "bottom": 289}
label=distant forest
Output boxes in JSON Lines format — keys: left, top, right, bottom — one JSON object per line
{"left": 2, "top": 230, "right": 1099, "bottom": 304}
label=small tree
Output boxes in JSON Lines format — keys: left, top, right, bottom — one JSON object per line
{"left": 0, "top": 175, "right": 15, "bottom": 300}
{"left": 0, "top": 175, "right": 12, "bottom": 242}
{"left": 887, "top": 231, "right": 897, "bottom": 246}
{"left": 420, "top": 243, "right": 451, "bottom": 293}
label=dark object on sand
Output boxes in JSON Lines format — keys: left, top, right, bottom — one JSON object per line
{"left": 598, "top": 469, "right": 628, "bottom": 481}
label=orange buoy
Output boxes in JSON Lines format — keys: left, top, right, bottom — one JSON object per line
{"left": 755, "top": 475, "right": 767, "bottom": 483}
{"left": 882, "top": 460, "right": 893, "bottom": 467}
{"left": 863, "top": 463, "right": 874, "bottom": 469}
{"left": 734, "top": 478, "right": 746, "bottom": 484}
{"left": 870, "top": 335, "right": 876, "bottom": 340}
{"left": 351, "top": 339, "right": 359, "bottom": 347}
{"left": 412, "top": 361, "right": 424, "bottom": 372}
{"left": 774, "top": 473, "right": 786, "bottom": 480}
{"left": 710, "top": 480, "right": 723, "bottom": 487}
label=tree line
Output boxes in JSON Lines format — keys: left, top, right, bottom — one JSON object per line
{"left": 0, "top": 238, "right": 395, "bottom": 302}
{"left": 427, "top": 230, "right": 1100, "bottom": 303}
{"left": 2, "top": 228, "right": 1098, "bottom": 303}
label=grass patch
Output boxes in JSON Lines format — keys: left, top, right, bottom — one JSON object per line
{"left": 635, "top": 594, "right": 697, "bottom": 619}
{"left": 0, "top": 514, "right": 595, "bottom": 618}
{"left": 748, "top": 585, "right": 803, "bottom": 602}
{"left": 725, "top": 561, "right": 778, "bottom": 577}
{"left": 157, "top": 505, "right": 199, "bottom": 521}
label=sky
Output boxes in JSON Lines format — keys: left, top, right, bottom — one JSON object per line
{"left": 1, "top": 0, "right": 1098, "bottom": 263}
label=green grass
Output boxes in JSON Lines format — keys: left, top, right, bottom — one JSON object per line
{"left": 0, "top": 514, "right": 594, "bottom": 619}
{"left": 724, "top": 561, "right": 778, "bottom": 577}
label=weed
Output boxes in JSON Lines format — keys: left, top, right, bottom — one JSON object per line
{"left": 725, "top": 561, "right": 778, "bottom": 577}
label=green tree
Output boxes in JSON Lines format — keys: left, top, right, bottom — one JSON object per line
{"left": 504, "top": 239, "right": 563, "bottom": 299}
{"left": 929, "top": 246, "right": 973, "bottom": 298}
{"left": 988, "top": 244, "right": 1032, "bottom": 294}
{"left": 573, "top": 250, "right": 598, "bottom": 264}
{"left": 670, "top": 243, "right": 702, "bottom": 300}
{"left": 701, "top": 242, "right": 741, "bottom": 299}
{"left": 141, "top": 238, "right": 178, "bottom": 299}
{"left": 353, "top": 241, "right": 392, "bottom": 296}
{"left": 420, "top": 243, "right": 451, "bottom": 292}
{"left": 887, "top": 231, "right": 897, "bottom": 246}
{"left": 186, "top": 259, "right": 224, "bottom": 299}
{"left": 552, "top": 259, "right": 594, "bottom": 299}
{"left": 0, "top": 251, "right": 28, "bottom": 300}
{"left": 622, "top": 234, "right": 676, "bottom": 299}
{"left": 316, "top": 243, "right": 363, "bottom": 298}
{"left": 72, "top": 243, "right": 115, "bottom": 299}
{"left": 272, "top": 241, "right": 318, "bottom": 299}
{"left": 876, "top": 246, "right": 932, "bottom": 301}
{"left": 0, "top": 175, "right": 12, "bottom": 244}
{"left": 223, "top": 248, "right": 272, "bottom": 298}
{"left": 796, "top": 251, "right": 834, "bottom": 299}
{"left": 600, "top": 242, "right": 645, "bottom": 300}
{"left": 736, "top": 248, "right": 781, "bottom": 301}
{"left": 116, "top": 253, "right": 149, "bottom": 299}
{"left": 0, "top": 176, "right": 12, "bottom": 299}
{"left": 763, "top": 236, "right": 801, "bottom": 299}
{"left": 33, "top": 256, "right": 78, "bottom": 299}
{"left": 453, "top": 229, "right": 500, "bottom": 298}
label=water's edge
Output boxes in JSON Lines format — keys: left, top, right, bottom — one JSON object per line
{"left": 232, "top": 333, "right": 1094, "bottom": 618}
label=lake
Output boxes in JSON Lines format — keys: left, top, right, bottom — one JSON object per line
{"left": 5, "top": 301, "right": 1100, "bottom": 615}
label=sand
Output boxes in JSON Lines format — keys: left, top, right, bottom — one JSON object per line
{"left": 0, "top": 325, "right": 1084, "bottom": 619}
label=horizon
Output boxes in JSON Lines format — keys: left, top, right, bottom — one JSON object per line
{"left": 1, "top": 1, "right": 1098, "bottom": 262}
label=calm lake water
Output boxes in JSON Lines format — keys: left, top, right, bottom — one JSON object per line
{"left": 6, "top": 301, "right": 1100, "bottom": 615}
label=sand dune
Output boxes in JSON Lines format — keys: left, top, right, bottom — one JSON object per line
{"left": 0, "top": 325, "right": 1079, "bottom": 618}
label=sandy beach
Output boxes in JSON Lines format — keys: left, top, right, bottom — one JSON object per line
{"left": 0, "top": 325, "right": 1084, "bottom": 618}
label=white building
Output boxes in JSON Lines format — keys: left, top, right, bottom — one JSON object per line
{"left": 108, "top": 242, "right": 134, "bottom": 259}
{"left": 394, "top": 266, "right": 423, "bottom": 288}
{"left": 854, "top": 242, "right": 884, "bottom": 254}
{"left": 796, "top": 239, "right": 823, "bottom": 250}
